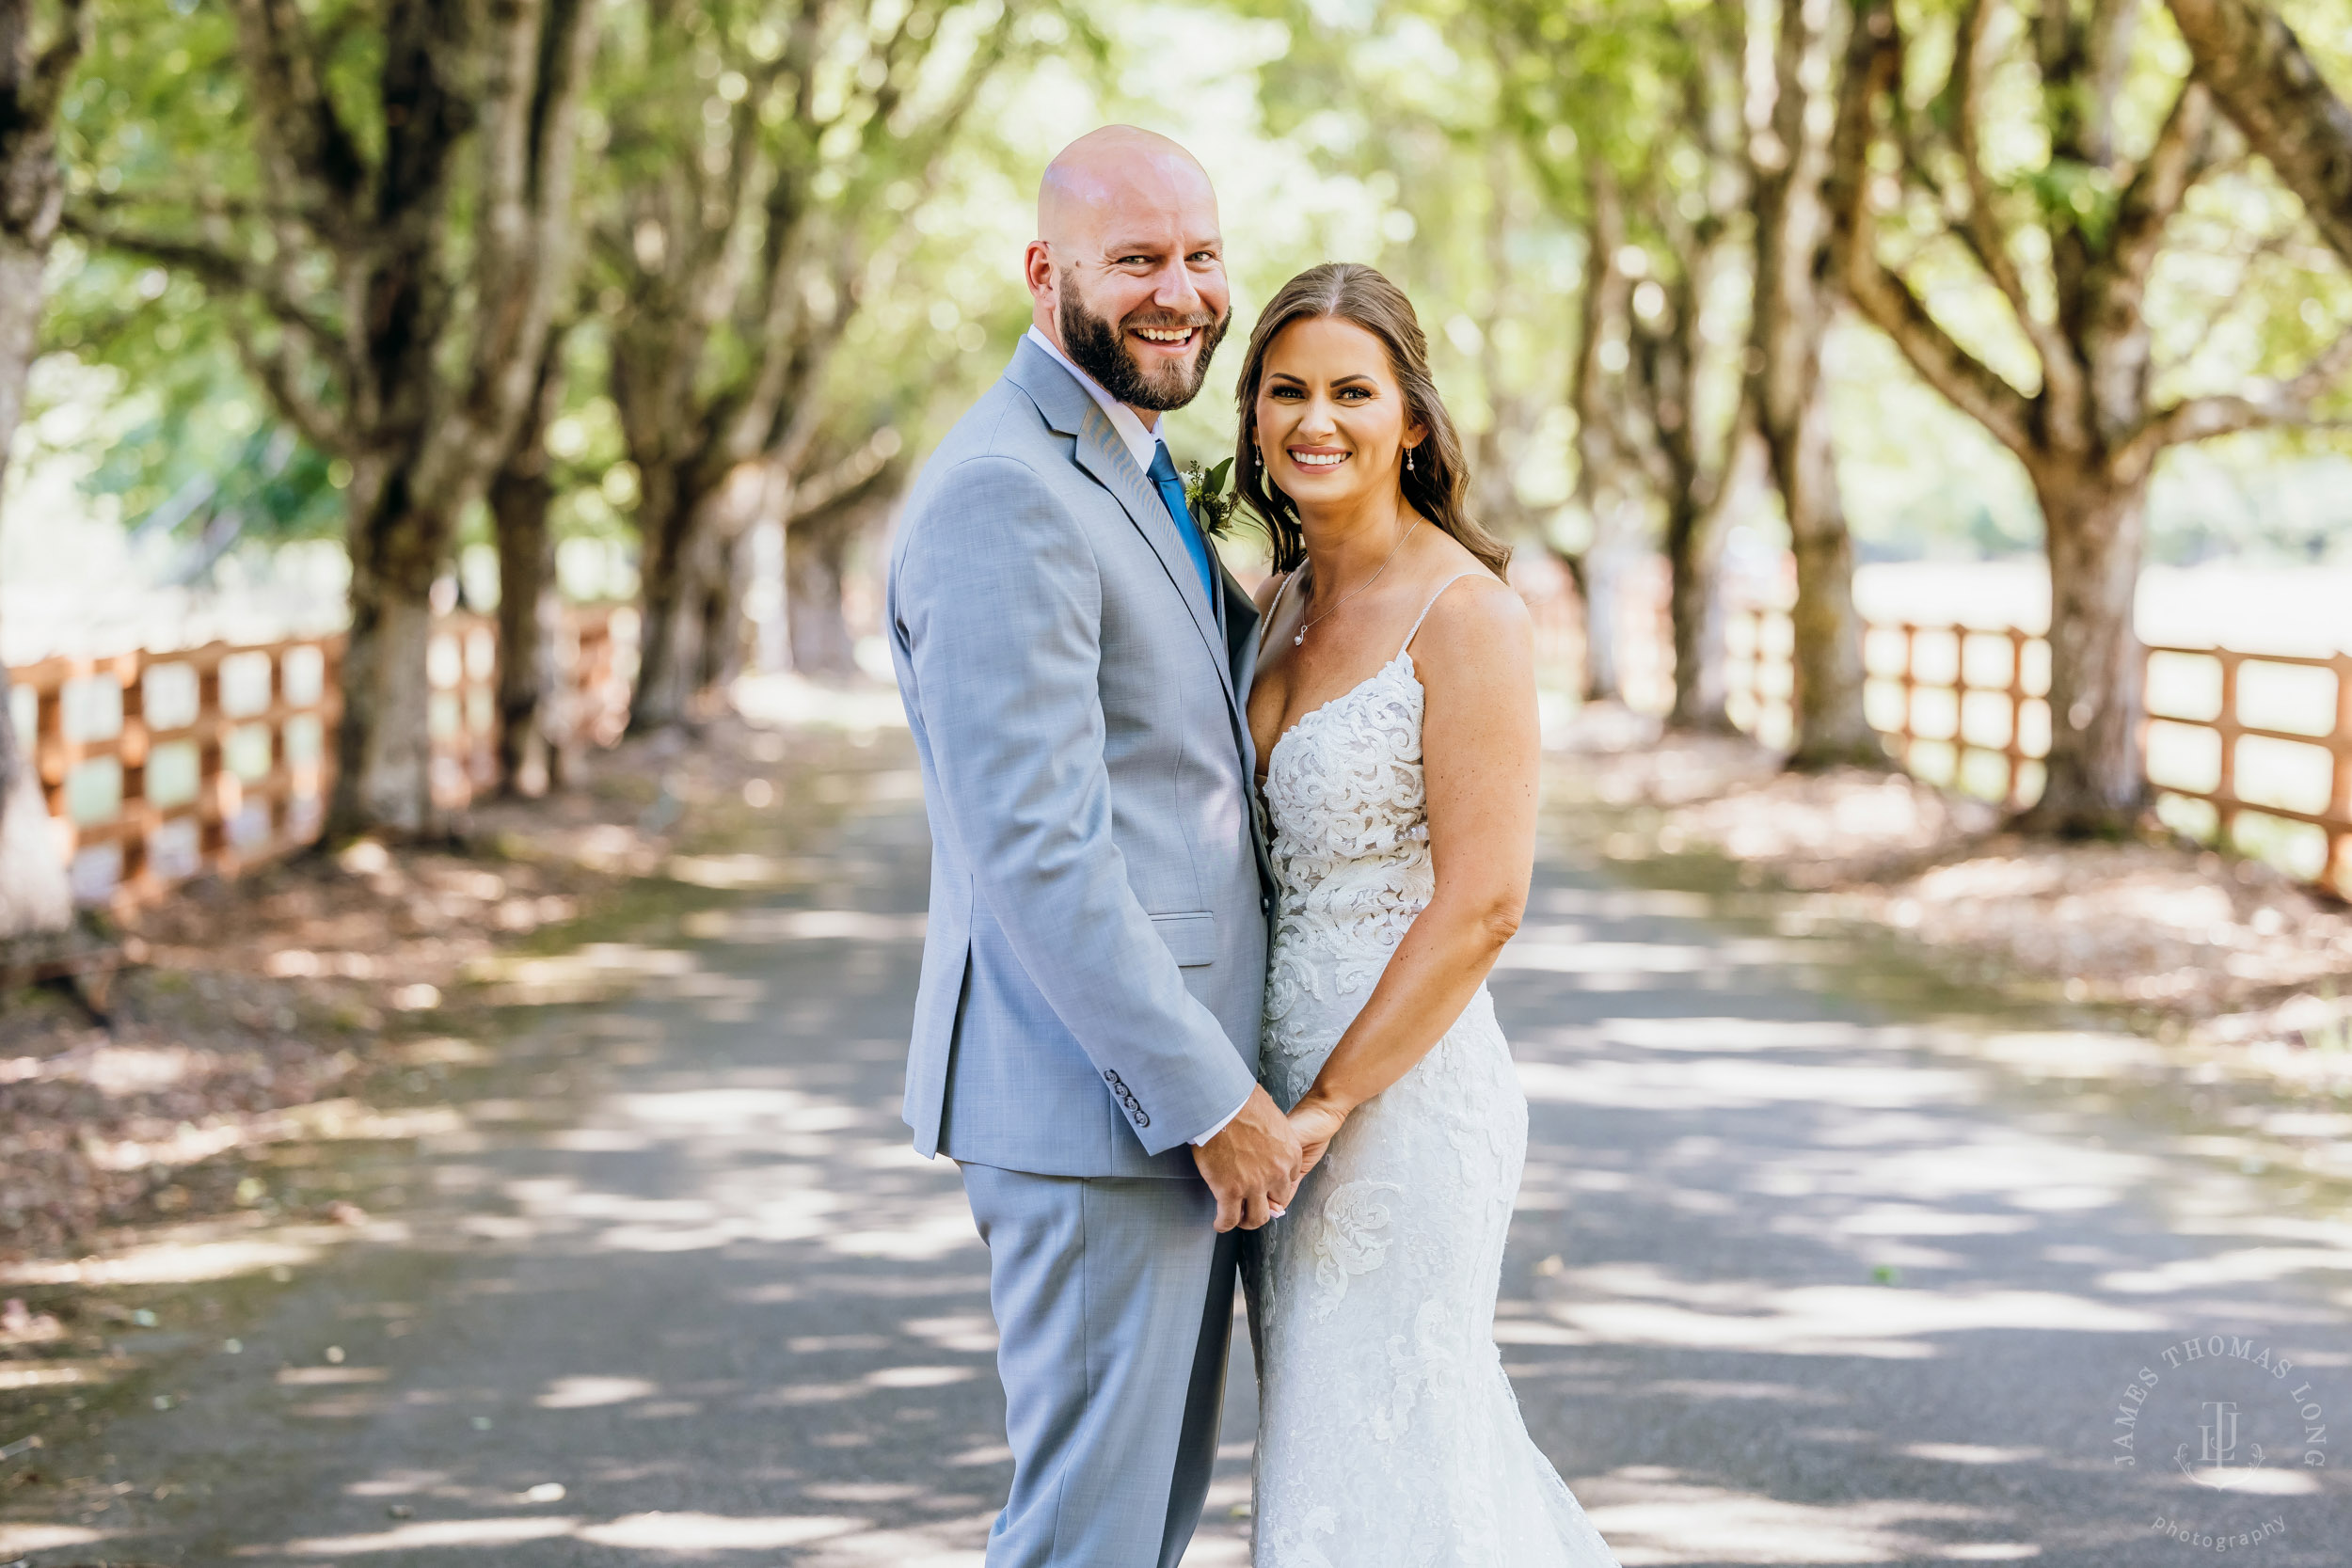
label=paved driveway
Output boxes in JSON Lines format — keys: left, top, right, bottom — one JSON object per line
{"left": 8, "top": 734, "right": 2349, "bottom": 1566}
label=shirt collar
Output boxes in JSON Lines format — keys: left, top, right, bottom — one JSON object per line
{"left": 1024, "top": 325, "right": 1162, "bottom": 472}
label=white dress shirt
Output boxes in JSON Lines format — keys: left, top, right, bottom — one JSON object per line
{"left": 1025, "top": 325, "right": 1167, "bottom": 472}
{"left": 1023, "top": 325, "right": 1251, "bottom": 1150}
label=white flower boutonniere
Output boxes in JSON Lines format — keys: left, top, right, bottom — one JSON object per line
{"left": 1183, "top": 456, "right": 1238, "bottom": 538}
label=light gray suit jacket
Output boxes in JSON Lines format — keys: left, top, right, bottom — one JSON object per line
{"left": 887, "top": 338, "right": 1273, "bottom": 1180}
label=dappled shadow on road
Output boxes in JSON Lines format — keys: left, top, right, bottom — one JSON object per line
{"left": 1485, "top": 859, "right": 2352, "bottom": 1566}
{"left": 4, "top": 736, "right": 1016, "bottom": 1565}
{"left": 227, "top": 762, "right": 1010, "bottom": 1565}
{"left": 14, "top": 732, "right": 2352, "bottom": 1567}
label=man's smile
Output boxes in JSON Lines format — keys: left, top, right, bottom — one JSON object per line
{"left": 1131, "top": 325, "right": 1198, "bottom": 353}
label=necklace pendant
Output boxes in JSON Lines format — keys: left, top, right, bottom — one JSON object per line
{"left": 1293, "top": 632, "right": 1304, "bottom": 646}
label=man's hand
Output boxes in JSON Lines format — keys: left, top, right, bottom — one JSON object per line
{"left": 1191, "top": 1085, "right": 1301, "bottom": 1232}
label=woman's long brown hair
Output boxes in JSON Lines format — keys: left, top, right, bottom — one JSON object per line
{"left": 1232, "top": 261, "right": 1510, "bottom": 578}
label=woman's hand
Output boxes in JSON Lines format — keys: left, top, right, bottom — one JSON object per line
{"left": 1287, "top": 1093, "right": 1350, "bottom": 1178}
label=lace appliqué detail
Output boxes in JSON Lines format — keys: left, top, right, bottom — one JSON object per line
{"left": 1262, "top": 1507, "right": 1340, "bottom": 1568}
{"left": 1308, "top": 1179, "right": 1401, "bottom": 1320}
{"left": 1260, "top": 654, "right": 1433, "bottom": 1083}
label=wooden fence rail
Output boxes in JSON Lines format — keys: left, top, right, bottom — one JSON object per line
{"left": 1725, "top": 605, "right": 2352, "bottom": 899}
{"left": 16, "top": 586, "right": 2345, "bottom": 906}
{"left": 8, "top": 606, "right": 637, "bottom": 908}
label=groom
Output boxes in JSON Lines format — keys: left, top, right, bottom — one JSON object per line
{"left": 885, "top": 127, "right": 1303, "bottom": 1566}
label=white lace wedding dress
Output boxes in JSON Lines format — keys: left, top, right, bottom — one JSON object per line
{"left": 1249, "top": 575, "right": 1619, "bottom": 1568}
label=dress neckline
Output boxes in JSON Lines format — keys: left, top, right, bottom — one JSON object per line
{"left": 1251, "top": 567, "right": 1478, "bottom": 787}
{"left": 1256, "top": 652, "right": 1422, "bottom": 789}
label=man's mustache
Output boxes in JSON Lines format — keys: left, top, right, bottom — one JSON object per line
{"left": 1121, "top": 309, "right": 1221, "bottom": 331}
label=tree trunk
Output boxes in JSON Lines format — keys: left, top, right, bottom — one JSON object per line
{"left": 696, "top": 525, "right": 753, "bottom": 693}
{"left": 0, "top": 0, "right": 88, "bottom": 936}
{"left": 1748, "top": 0, "right": 1883, "bottom": 771}
{"left": 0, "top": 246, "right": 72, "bottom": 938}
{"left": 632, "top": 538, "right": 709, "bottom": 734}
{"left": 490, "top": 397, "right": 562, "bottom": 796}
{"left": 633, "top": 455, "right": 784, "bottom": 725}
{"left": 1771, "top": 371, "right": 1882, "bottom": 768}
{"left": 1577, "top": 504, "right": 1643, "bottom": 705}
{"left": 2023, "top": 464, "right": 2151, "bottom": 834}
{"left": 2167, "top": 0, "right": 2352, "bottom": 269}
{"left": 1645, "top": 262, "right": 1752, "bottom": 735}
{"left": 326, "top": 467, "right": 453, "bottom": 838}
{"left": 0, "top": 255, "right": 67, "bottom": 935}
{"left": 1565, "top": 155, "right": 1637, "bottom": 707}
{"left": 787, "top": 512, "right": 861, "bottom": 679}
{"left": 1664, "top": 477, "right": 1737, "bottom": 733}
{"left": 628, "top": 457, "right": 718, "bottom": 734}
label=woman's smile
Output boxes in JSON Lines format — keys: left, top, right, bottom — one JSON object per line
{"left": 1287, "top": 446, "right": 1349, "bottom": 469}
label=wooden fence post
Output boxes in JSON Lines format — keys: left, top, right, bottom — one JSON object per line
{"left": 2332, "top": 651, "right": 2352, "bottom": 896}
{"left": 196, "top": 656, "right": 228, "bottom": 873}
{"left": 2215, "top": 651, "right": 2242, "bottom": 852}
{"left": 2006, "top": 626, "right": 2030, "bottom": 811}
{"left": 117, "top": 653, "right": 150, "bottom": 897}
{"left": 1898, "top": 623, "right": 1919, "bottom": 769}
{"left": 33, "top": 678, "right": 64, "bottom": 822}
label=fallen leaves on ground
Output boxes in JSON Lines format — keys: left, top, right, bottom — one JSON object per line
{"left": 1547, "top": 710, "right": 2352, "bottom": 1071}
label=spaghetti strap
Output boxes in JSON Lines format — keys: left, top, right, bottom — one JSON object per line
{"left": 1258, "top": 569, "right": 1299, "bottom": 652}
{"left": 1398, "top": 572, "right": 1481, "bottom": 658}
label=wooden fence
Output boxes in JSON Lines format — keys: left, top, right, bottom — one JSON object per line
{"left": 1724, "top": 605, "right": 2352, "bottom": 898}
{"left": 18, "top": 580, "right": 2345, "bottom": 905}
{"left": 8, "top": 607, "right": 637, "bottom": 907}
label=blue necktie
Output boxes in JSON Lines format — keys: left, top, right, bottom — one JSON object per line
{"left": 1146, "top": 441, "right": 1217, "bottom": 602}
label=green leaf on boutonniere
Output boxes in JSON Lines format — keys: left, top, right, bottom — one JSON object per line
{"left": 1183, "top": 456, "right": 1239, "bottom": 537}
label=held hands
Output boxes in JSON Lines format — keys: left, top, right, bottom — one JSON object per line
{"left": 1192, "top": 1085, "right": 1302, "bottom": 1232}
{"left": 1287, "top": 1092, "right": 1349, "bottom": 1179}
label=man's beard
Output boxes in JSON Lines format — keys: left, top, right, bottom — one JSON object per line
{"left": 1058, "top": 285, "right": 1229, "bottom": 412}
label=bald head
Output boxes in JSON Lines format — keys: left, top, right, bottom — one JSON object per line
{"left": 1025, "top": 127, "right": 1231, "bottom": 418}
{"left": 1039, "top": 126, "right": 1216, "bottom": 247}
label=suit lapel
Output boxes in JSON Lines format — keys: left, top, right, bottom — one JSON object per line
{"left": 1222, "top": 565, "right": 1262, "bottom": 776}
{"left": 1008, "top": 342, "right": 1239, "bottom": 718}
{"left": 1069, "top": 406, "right": 1236, "bottom": 711}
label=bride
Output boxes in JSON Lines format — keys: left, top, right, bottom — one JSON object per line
{"left": 1235, "top": 262, "right": 1620, "bottom": 1567}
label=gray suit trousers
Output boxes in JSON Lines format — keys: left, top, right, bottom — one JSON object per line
{"left": 962, "top": 1163, "right": 1239, "bottom": 1568}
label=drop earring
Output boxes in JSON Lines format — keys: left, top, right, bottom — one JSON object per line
{"left": 1406, "top": 446, "right": 1416, "bottom": 473}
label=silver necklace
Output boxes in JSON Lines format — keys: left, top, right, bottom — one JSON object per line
{"left": 1292, "top": 520, "right": 1418, "bottom": 647}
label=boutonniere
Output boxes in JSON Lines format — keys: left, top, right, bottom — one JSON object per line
{"left": 1183, "top": 457, "right": 1238, "bottom": 538}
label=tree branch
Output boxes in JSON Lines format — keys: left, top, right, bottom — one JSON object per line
{"left": 1831, "top": 0, "right": 2040, "bottom": 459}
{"left": 2101, "top": 78, "right": 2216, "bottom": 313}
{"left": 2166, "top": 219, "right": 2302, "bottom": 375}
{"left": 224, "top": 311, "right": 354, "bottom": 456}
{"left": 65, "top": 210, "right": 350, "bottom": 354}
{"left": 733, "top": 2, "right": 1013, "bottom": 467}
{"left": 2125, "top": 318, "right": 2352, "bottom": 465}
{"left": 441, "top": 0, "right": 598, "bottom": 491}
{"left": 1947, "top": 0, "right": 2085, "bottom": 444}
{"left": 226, "top": 0, "right": 370, "bottom": 232}
{"left": 24, "top": 0, "right": 89, "bottom": 126}
{"left": 787, "top": 422, "right": 904, "bottom": 521}
{"left": 1845, "top": 252, "right": 2042, "bottom": 456}
{"left": 2167, "top": 0, "right": 2352, "bottom": 270}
